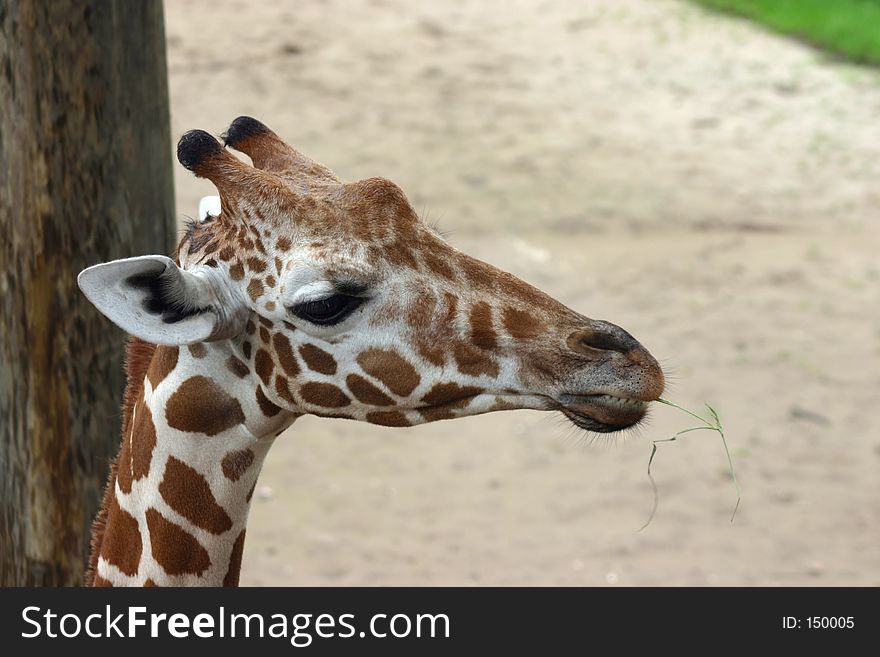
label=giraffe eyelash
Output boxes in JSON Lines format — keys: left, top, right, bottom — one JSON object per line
{"left": 331, "top": 280, "right": 370, "bottom": 297}
{"left": 287, "top": 294, "right": 365, "bottom": 326}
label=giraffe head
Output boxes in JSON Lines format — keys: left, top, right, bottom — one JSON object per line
{"left": 80, "top": 117, "right": 664, "bottom": 435}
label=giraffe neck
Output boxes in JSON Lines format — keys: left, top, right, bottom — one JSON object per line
{"left": 88, "top": 337, "right": 295, "bottom": 586}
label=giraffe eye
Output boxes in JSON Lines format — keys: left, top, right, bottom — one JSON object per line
{"left": 290, "top": 294, "right": 363, "bottom": 326}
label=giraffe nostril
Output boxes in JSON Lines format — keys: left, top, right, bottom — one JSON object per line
{"left": 580, "top": 331, "right": 627, "bottom": 353}
{"left": 568, "top": 321, "right": 639, "bottom": 356}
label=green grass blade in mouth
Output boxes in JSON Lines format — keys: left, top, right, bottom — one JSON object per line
{"left": 640, "top": 398, "right": 742, "bottom": 529}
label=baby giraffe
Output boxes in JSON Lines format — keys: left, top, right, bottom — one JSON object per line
{"left": 78, "top": 117, "right": 665, "bottom": 586}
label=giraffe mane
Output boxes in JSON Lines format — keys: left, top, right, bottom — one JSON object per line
{"left": 84, "top": 336, "right": 157, "bottom": 586}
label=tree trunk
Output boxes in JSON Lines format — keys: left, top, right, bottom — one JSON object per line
{"left": 0, "top": 1, "right": 175, "bottom": 585}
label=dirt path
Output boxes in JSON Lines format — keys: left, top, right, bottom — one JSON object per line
{"left": 165, "top": 0, "right": 880, "bottom": 585}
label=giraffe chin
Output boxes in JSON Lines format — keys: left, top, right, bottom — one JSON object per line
{"left": 558, "top": 394, "right": 649, "bottom": 433}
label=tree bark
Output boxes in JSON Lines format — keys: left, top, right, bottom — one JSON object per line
{"left": 0, "top": 1, "right": 175, "bottom": 585}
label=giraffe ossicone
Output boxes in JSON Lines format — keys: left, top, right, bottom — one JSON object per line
{"left": 79, "top": 116, "right": 665, "bottom": 586}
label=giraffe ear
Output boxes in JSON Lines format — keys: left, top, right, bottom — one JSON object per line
{"left": 78, "top": 255, "right": 246, "bottom": 345}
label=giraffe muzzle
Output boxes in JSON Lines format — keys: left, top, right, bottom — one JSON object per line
{"left": 553, "top": 321, "right": 665, "bottom": 432}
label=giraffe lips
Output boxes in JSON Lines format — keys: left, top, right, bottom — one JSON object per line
{"left": 558, "top": 393, "right": 649, "bottom": 432}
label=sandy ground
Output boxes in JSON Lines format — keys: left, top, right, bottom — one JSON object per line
{"left": 163, "top": 0, "right": 880, "bottom": 585}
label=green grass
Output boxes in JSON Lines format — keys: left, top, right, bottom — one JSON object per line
{"left": 640, "top": 398, "right": 741, "bottom": 530}
{"left": 692, "top": 0, "right": 880, "bottom": 66}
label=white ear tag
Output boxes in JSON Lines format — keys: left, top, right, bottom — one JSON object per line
{"left": 198, "top": 195, "right": 221, "bottom": 221}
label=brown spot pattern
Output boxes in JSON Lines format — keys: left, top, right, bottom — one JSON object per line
{"left": 299, "top": 344, "right": 337, "bottom": 375}
{"left": 460, "top": 256, "right": 495, "bottom": 290}
{"left": 116, "top": 433, "right": 133, "bottom": 494}
{"left": 418, "top": 406, "right": 457, "bottom": 421}
{"left": 246, "top": 256, "right": 267, "bottom": 273}
{"left": 130, "top": 397, "right": 156, "bottom": 482}
{"left": 145, "top": 508, "right": 211, "bottom": 576}
{"left": 221, "top": 449, "right": 255, "bottom": 482}
{"left": 491, "top": 396, "right": 519, "bottom": 411}
{"left": 418, "top": 383, "right": 484, "bottom": 422}
{"left": 421, "top": 382, "right": 484, "bottom": 407}
{"left": 406, "top": 293, "right": 436, "bottom": 329}
{"left": 469, "top": 302, "right": 497, "bottom": 349}
{"left": 272, "top": 332, "right": 300, "bottom": 377}
{"left": 502, "top": 306, "right": 545, "bottom": 339}
{"left": 442, "top": 292, "right": 458, "bottom": 323}
{"left": 223, "top": 530, "right": 247, "bottom": 587}
{"left": 166, "top": 376, "right": 246, "bottom": 436}
{"left": 188, "top": 343, "right": 207, "bottom": 358}
{"left": 423, "top": 251, "right": 455, "bottom": 279}
{"left": 226, "top": 355, "right": 249, "bottom": 378}
{"left": 385, "top": 239, "right": 419, "bottom": 270}
{"left": 299, "top": 382, "right": 351, "bottom": 408}
{"left": 505, "top": 273, "right": 560, "bottom": 312}
{"left": 366, "top": 411, "right": 410, "bottom": 427}
{"left": 346, "top": 374, "right": 394, "bottom": 406}
{"left": 416, "top": 340, "right": 446, "bottom": 367}
{"left": 230, "top": 262, "right": 245, "bottom": 281}
{"left": 275, "top": 375, "right": 296, "bottom": 404}
{"left": 357, "top": 349, "right": 421, "bottom": 397}
{"left": 85, "top": 339, "right": 156, "bottom": 586}
{"left": 247, "top": 278, "right": 265, "bottom": 301}
{"left": 100, "top": 496, "right": 142, "bottom": 576}
{"left": 147, "top": 346, "right": 178, "bottom": 389}
{"left": 453, "top": 343, "right": 500, "bottom": 378}
{"left": 412, "top": 292, "right": 457, "bottom": 366}
{"left": 254, "top": 348, "right": 274, "bottom": 385}
{"left": 160, "top": 457, "right": 233, "bottom": 534}
{"left": 256, "top": 385, "right": 282, "bottom": 416}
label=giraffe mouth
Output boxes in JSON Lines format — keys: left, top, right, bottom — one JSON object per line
{"left": 557, "top": 393, "right": 649, "bottom": 433}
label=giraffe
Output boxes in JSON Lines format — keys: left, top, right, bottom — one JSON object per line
{"left": 77, "top": 117, "right": 665, "bottom": 586}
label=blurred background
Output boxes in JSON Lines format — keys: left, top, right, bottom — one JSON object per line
{"left": 2, "top": 0, "right": 878, "bottom": 585}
